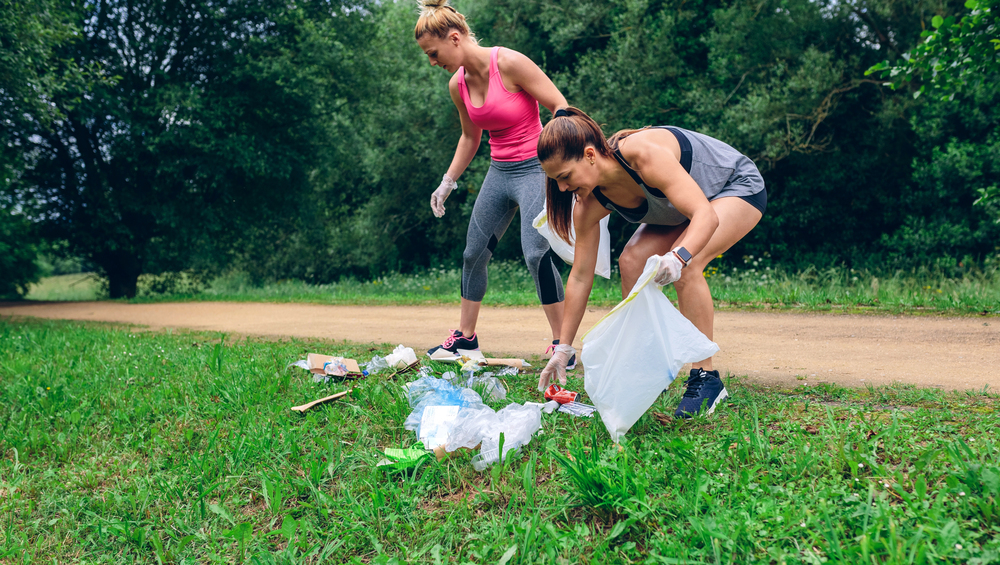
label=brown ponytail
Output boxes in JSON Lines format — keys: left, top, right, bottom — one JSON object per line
{"left": 538, "top": 107, "right": 613, "bottom": 244}
{"left": 414, "top": 0, "right": 476, "bottom": 41}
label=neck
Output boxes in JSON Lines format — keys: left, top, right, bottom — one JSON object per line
{"left": 460, "top": 44, "right": 492, "bottom": 77}
{"left": 597, "top": 156, "right": 640, "bottom": 193}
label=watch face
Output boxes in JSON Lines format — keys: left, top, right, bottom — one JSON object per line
{"left": 676, "top": 247, "right": 692, "bottom": 263}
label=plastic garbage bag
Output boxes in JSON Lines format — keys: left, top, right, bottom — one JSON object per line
{"left": 419, "top": 405, "right": 460, "bottom": 448}
{"left": 532, "top": 202, "right": 613, "bottom": 279}
{"left": 466, "top": 375, "right": 507, "bottom": 401}
{"left": 471, "top": 403, "right": 543, "bottom": 471}
{"left": 581, "top": 255, "right": 720, "bottom": 442}
{"left": 364, "top": 355, "right": 389, "bottom": 374}
{"left": 445, "top": 406, "right": 499, "bottom": 451}
{"left": 385, "top": 345, "right": 417, "bottom": 369}
{"left": 403, "top": 376, "right": 484, "bottom": 434}
{"left": 494, "top": 366, "right": 520, "bottom": 377}
{"left": 403, "top": 379, "right": 542, "bottom": 470}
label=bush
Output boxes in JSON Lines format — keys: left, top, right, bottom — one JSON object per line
{"left": 0, "top": 211, "right": 42, "bottom": 299}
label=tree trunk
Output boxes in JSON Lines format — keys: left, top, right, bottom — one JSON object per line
{"left": 99, "top": 252, "right": 143, "bottom": 299}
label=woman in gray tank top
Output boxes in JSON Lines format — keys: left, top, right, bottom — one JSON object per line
{"left": 535, "top": 107, "right": 767, "bottom": 420}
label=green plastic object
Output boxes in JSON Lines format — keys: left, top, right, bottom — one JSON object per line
{"left": 377, "top": 442, "right": 432, "bottom": 471}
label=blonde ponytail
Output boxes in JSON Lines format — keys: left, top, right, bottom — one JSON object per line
{"left": 414, "top": 0, "right": 476, "bottom": 41}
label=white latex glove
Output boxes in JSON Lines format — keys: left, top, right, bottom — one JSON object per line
{"left": 430, "top": 174, "right": 457, "bottom": 218}
{"left": 538, "top": 343, "right": 576, "bottom": 391}
{"left": 652, "top": 252, "right": 684, "bottom": 286}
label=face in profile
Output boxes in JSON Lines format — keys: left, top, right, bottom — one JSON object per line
{"left": 416, "top": 33, "right": 460, "bottom": 73}
{"left": 541, "top": 151, "right": 600, "bottom": 199}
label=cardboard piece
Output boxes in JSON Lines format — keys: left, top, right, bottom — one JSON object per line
{"left": 427, "top": 348, "right": 486, "bottom": 362}
{"left": 306, "top": 353, "right": 363, "bottom": 377}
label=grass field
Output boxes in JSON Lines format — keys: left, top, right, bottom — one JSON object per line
{"left": 22, "top": 257, "right": 1000, "bottom": 316}
{"left": 2, "top": 318, "right": 999, "bottom": 563}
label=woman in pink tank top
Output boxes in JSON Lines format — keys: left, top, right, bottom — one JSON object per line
{"left": 415, "top": 0, "right": 574, "bottom": 365}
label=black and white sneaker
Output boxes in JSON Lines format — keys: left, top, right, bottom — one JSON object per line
{"left": 427, "top": 329, "right": 479, "bottom": 356}
{"left": 547, "top": 339, "right": 577, "bottom": 370}
{"left": 674, "top": 368, "right": 728, "bottom": 419}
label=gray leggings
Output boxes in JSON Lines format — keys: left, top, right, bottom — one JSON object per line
{"left": 462, "top": 157, "right": 565, "bottom": 305}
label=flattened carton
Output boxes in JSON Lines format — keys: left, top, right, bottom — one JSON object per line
{"left": 306, "top": 353, "right": 363, "bottom": 377}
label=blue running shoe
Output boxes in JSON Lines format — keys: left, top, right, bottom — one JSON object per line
{"left": 674, "top": 369, "right": 728, "bottom": 419}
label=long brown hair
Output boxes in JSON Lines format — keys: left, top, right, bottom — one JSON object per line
{"left": 538, "top": 107, "right": 622, "bottom": 244}
{"left": 414, "top": 0, "right": 476, "bottom": 41}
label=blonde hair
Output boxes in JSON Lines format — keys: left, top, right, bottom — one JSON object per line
{"left": 414, "top": 0, "right": 476, "bottom": 41}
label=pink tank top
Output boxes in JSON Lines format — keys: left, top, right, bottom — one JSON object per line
{"left": 457, "top": 47, "right": 543, "bottom": 162}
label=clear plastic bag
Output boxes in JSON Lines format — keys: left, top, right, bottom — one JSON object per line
{"left": 364, "top": 355, "right": 389, "bottom": 374}
{"left": 532, "top": 203, "right": 613, "bottom": 279}
{"left": 466, "top": 375, "right": 507, "bottom": 401}
{"left": 403, "top": 376, "right": 484, "bottom": 434}
{"left": 385, "top": 345, "right": 417, "bottom": 369}
{"left": 469, "top": 403, "right": 543, "bottom": 471}
{"left": 581, "top": 255, "right": 720, "bottom": 442}
{"left": 445, "top": 406, "right": 498, "bottom": 451}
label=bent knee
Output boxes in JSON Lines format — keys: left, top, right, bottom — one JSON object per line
{"left": 674, "top": 266, "right": 705, "bottom": 290}
{"left": 618, "top": 246, "right": 650, "bottom": 279}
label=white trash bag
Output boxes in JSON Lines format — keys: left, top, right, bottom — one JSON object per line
{"left": 533, "top": 203, "right": 612, "bottom": 279}
{"left": 581, "top": 255, "right": 720, "bottom": 442}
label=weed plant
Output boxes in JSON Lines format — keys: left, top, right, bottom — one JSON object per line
{"left": 1, "top": 318, "right": 999, "bottom": 563}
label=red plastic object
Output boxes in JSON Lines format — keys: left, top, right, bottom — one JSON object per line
{"left": 544, "top": 384, "right": 578, "bottom": 404}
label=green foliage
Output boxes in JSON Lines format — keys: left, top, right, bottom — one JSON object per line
{"left": 0, "top": 0, "right": 83, "bottom": 127}
{"left": 867, "top": 0, "right": 1000, "bottom": 99}
{"left": 552, "top": 433, "right": 650, "bottom": 520}
{"left": 0, "top": 211, "right": 41, "bottom": 298}
{"left": 2, "top": 318, "right": 1000, "bottom": 562}
{"left": 8, "top": 1, "right": 378, "bottom": 297}
{"left": 3, "top": 0, "right": 998, "bottom": 286}
{"left": 866, "top": 0, "right": 1000, "bottom": 214}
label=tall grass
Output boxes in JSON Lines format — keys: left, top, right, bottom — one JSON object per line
{"left": 1, "top": 318, "right": 999, "bottom": 562}
{"left": 21, "top": 255, "right": 1000, "bottom": 315}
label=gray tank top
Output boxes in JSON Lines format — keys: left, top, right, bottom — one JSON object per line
{"left": 593, "top": 126, "right": 764, "bottom": 225}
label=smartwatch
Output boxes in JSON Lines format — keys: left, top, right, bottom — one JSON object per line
{"left": 671, "top": 246, "right": 692, "bottom": 267}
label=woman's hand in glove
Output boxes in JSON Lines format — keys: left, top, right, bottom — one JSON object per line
{"left": 430, "top": 174, "right": 458, "bottom": 218}
{"left": 652, "top": 252, "right": 684, "bottom": 286}
{"left": 538, "top": 343, "right": 576, "bottom": 391}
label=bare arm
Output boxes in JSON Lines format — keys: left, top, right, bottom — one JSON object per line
{"left": 558, "top": 196, "right": 612, "bottom": 347}
{"left": 497, "top": 49, "right": 567, "bottom": 114}
{"left": 446, "top": 74, "right": 482, "bottom": 180}
{"left": 624, "top": 135, "right": 720, "bottom": 256}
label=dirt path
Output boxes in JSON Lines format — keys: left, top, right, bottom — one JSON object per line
{"left": 2, "top": 301, "right": 998, "bottom": 390}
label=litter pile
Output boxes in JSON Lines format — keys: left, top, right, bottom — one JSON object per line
{"left": 288, "top": 270, "right": 722, "bottom": 470}
{"left": 287, "top": 343, "right": 600, "bottom": 471}
{"left": 404, "top": 375, "right": 542, "bottom": 471}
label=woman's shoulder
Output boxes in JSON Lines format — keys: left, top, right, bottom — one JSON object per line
{"left": 448, "top": 69, "right": 465, "bottom": 91}
{"left": 617, "top": 128, "right": 678, "bottom": 171}
{"left": 495, "top": 47, "right": 536, "bottom": 74}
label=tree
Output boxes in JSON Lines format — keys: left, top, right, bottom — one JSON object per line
{"left": 867, "top": 0, "right": 1000, "bottom": 214}
{"left": 867, "top": 0, "right": 999, "bottom": 98}
{"left": 1, "top": 0, "right": 87, "bottom": 297}
{"left": 9, "top": 1, "right": 373, "bottom": 297}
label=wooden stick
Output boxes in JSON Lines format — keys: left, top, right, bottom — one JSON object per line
{"left": 291, "top": 390, "right": 352, "bottom": 413}
{"left": 479, "top": 358, "right": 525, "bottom": 369}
